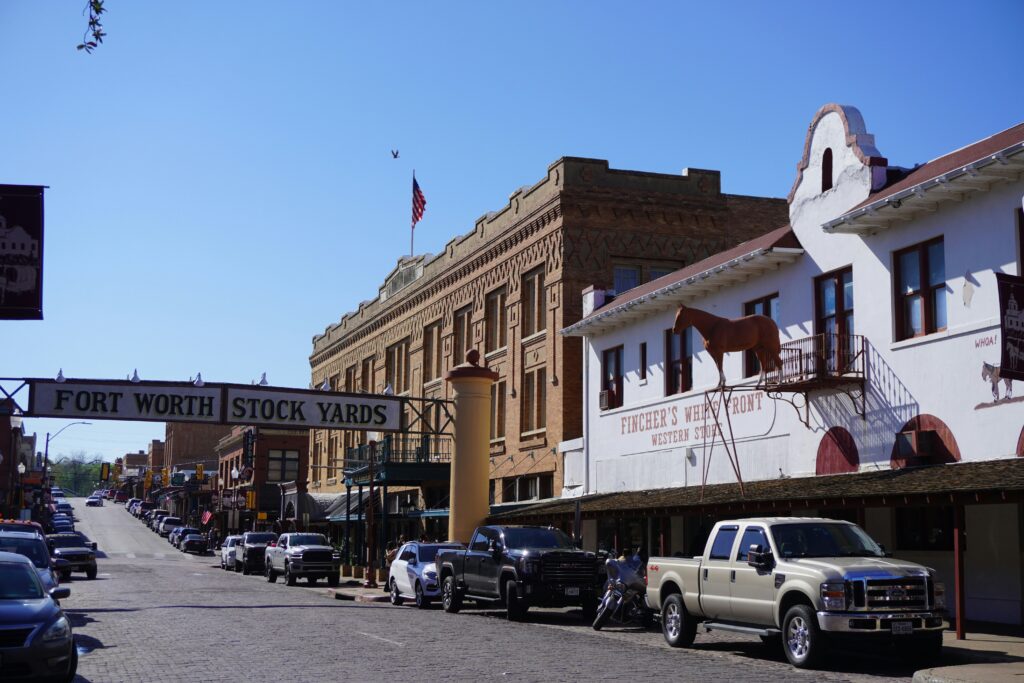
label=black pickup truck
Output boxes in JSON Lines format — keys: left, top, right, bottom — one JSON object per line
{"left": 435, "top": 525, "right": 599, "bottom": 621}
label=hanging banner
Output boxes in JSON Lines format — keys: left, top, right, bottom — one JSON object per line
{"left": 0, "top": 185, "right": 45, "bottom": 320}
{"left": 26, "top": 378, "right": 402, "bottom": 431}
{"left": 996, "top": 273, "right": 1024, "bottom": 381}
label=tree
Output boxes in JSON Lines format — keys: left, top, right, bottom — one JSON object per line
{"left": 50, "top": 451, "right": 104, "bottom": 496}
{"left": 77, "top": 1, "right": 107, "bottom": 54}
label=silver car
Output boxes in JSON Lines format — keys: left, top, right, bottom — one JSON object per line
{"left": 220, "top": 535, "right": 243, "bottom": 570}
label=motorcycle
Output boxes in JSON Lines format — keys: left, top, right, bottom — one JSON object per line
{"left": 592, "top": 551, "right": 653, "bottom": 630}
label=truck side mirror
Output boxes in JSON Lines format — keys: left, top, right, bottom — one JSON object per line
{"left": 747, "top": 544, "right": 772, "bottom": 569}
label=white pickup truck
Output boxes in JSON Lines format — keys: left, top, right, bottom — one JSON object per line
{"left": 645, "top": 517, "right": 947, "bottom": 668}
{"left": 263, "top": 532, "right": 341, "bottom": 587}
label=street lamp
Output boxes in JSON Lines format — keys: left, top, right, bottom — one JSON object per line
{"left": 43, "top": 421, "right": 92, "bottom": 490}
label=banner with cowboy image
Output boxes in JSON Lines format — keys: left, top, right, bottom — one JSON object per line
{"left": 996, "top": 273, "right": 1024, "bottom": 382}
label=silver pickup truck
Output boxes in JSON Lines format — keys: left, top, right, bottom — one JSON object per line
{"left": 646, "top": 517, "right": 947, "bottom": 668}
{"left": 263, "top": 532, "right": 341, "bottom": 587}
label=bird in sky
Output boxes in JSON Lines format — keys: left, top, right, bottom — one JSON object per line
{"left": 391, "top": 149, "right": 399, "bottom": 159}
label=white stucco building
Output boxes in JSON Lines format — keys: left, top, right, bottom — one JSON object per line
{"left": 497, "top": 105, "right": 1024, "bottom": 628}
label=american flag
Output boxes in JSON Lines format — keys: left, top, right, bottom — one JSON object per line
{"left": 412, "top": 174, "right": 427, "bottom": 228}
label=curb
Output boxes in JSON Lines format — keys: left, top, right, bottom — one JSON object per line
{"left": 913, "top": 663, "right": 1024, "bottom": 683}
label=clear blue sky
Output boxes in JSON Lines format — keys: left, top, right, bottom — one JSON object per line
{"left": 2, "top": 1, "right": 1022, "bottom": 462}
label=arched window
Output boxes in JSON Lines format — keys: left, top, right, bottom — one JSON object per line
{"left": 821, "top": 148, "right": 833, "bottom": 192}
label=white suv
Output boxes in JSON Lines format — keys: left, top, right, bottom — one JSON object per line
{"left": 388, "top": 542, "right": 463, "bottom": 609}
{"left": 220, "top": 535, "right": 243, "bottom": 570}
{"left": 157, "top": 517, "right": 182, "bottom": 537}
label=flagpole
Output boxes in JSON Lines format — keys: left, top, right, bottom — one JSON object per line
{"left": 411, "top": 170, "right": 415, "bottom": 258}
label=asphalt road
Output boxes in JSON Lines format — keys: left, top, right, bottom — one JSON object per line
{"left": 62, "top": 499, "right": 928, "bottom": 682}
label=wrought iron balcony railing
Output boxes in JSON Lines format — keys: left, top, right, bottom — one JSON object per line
{"left": 343, "top": 435, "right": 452, "bottom": 469}
{"left": 769, "top": 333, "right": 866, "bottom": 387}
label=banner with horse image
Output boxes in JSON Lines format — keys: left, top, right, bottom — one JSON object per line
{"left": 0, "top": 185, "right": 45, "bottom": 320}
{"left": 996, "top": 273, "right": 1024, "bottom": 382}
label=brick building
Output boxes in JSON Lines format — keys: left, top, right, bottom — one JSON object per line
{"left": 146, "top": 439, "right": 165, "bottom": 471}
{"left": 216, "top": 426, "right": 308, "bottom": 533}
{"left": 308, "top": 156, "right": 787, "bottom": 524}
{"left": 163, "top": 423, "right": 230, "bottom": 471}
{"left": 123, "top": 450, "right": 147, "bottom": 470}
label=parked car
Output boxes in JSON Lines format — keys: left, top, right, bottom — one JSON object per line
{"left": 167, "top": 527, "right": 186, "bottom": 547}
{"left": 180, "top": 533, "right": 208, "bottom": 555}
{"left": 235, "top": 531, "right": 278, "bottom": 574}
{"left": 54, "top": 502, "right": 73, "bottom": 518}
{"left": 264, "top": 533, "right": 340, "bottom": 586}
{"left": 388, "top": 541, "right": 464, "bottom": 608}
{"left": 645, "top": 517, "right": 947, "bottom": 668}
{"left": 113, "top": 491, "right": 128, "bottom": 504}
{"left": 0, "top": 520, "right": 46, "bottom": 536}
{"left": 85, "top": 496, "right": 103, "bottom": 507}
{"left": 172, "top": 528, "right": 200, "bottom": 549}
{"left": 149, "top": 511, "right": 170, "bottom": 531}
{"left": 220, "top": 535, "right": 243, "bottom": 570}
{"left": 135, "top": 501, "right": 156, "bottom": 518}
{"left": 46, "top": 534, "right": 98, "bottom": 580}
{"left": 126, "top": 498, "right": 140, "bottom": 510}
{"left": 0, "top": 551, "right": 77, "bottom": 681}
{"left": 49, "top": 518, "right": 74, "bottom": 535}
{"left": 157, "top": 517, "right": 182, "bottom": 537}
{"left": 436, "top": 526, "right": 599, "bottom": 621}
{"left": 0, "top": 530, "right": 61, "bottom": 593}
{"left": 104, "top": 490, "right": 116, "bottom": 500}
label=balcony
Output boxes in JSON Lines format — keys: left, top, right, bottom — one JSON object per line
{"left": 763, "top": 333, "right": 866, "bottom": 424}
{"left": 343, "top": 435, "right": 452, "bottom": 487}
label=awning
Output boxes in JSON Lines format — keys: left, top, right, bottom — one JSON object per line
{"left": 490, "top": 457, "right": 1024, "bottom": 522}
{"left": 327, "top": 491, "right": 370, "bottom": 522}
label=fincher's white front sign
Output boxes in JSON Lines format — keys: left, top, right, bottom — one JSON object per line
{"left": 28, "top": 379, "right": 401, "bottom": 431}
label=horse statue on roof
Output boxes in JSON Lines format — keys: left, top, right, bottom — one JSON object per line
{"left": 673, "top": 303, "right": 783, "bottom": 388}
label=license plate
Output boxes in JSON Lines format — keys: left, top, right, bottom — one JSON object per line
{"left": 891, "top": 621, "right": 914, "bottom": 635}
{"left": 565, "top": 586, "right": 580, "bottom": 597}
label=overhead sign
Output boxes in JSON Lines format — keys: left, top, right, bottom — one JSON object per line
{"left": 26, "top": 379, "right": 402, "bottom": 431}
{"left": 0, "top": 185, "right": 45, "bottom": 320}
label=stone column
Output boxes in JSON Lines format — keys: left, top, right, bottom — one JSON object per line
{"left": 444, "top": 350, "right": 498, "bottom": 543}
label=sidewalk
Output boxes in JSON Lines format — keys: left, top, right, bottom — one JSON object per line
{"left": 326, "top": 579, "right": 391, "bottom": 603}
{"left": 915, "top": 630, "right": 1024, "bottom": 683}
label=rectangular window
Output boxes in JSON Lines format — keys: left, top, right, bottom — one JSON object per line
{"left": 665, "top": 329, "right": 692, "bottom": 395}
{"left": 601, "top": 346, "right": 623, "bottom": 409}
{"left": 613, "top": 265, "right": 641, "bottom": 294}
{"left": 709, "top": 526, "right": 739, "bottom": 560}
{"left": 639, "top": 342, "right": 647, "bottom": 381}
{"left": 485, "top": 287, "right": 508, "bottom": 352}
{"left": 267, "top": 449, "right": 300, "bottom": 483}
{"left": 521, "top": 367, "right": 547, "bottom": 432}
{"left": 816, "top": 267, "right": 854, "bottom": 374}
{"left": 385, "top": 338, "right": 410, "bottom": 394}
{"left": 453, "top": 305, "right": 473, "bottom": 365}
{"left": 489, "top": 380, "right": 506, "bottom": 441}
{"left": 344, "top": 365, "right": 357, "bottom": 393}
{"left": 521, "top": 267, "right": 545, "bottom": 337}
{"left": 423, "top": 321, "right": 442, "bottom": 383}
{"left": 895, "top": 506, "right": 954, "bottom": 551}
{"left": 360, "top": 356, "right": 375, "bottom": 394}
{"left": 894, "top": 238, "right": 946, "bottom": 340}
{"left": 743, "top": 294, "right": 780, "bottom": 377}
{"left": 649, "top": 266, "right": 675, "bottom": 281}
{"left": 502, "top": 474, "right": 553, "bottom": 502}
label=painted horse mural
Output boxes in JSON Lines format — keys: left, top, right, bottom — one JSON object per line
{"left": 982, "top": 361, "right": 1013, "bottom": 401}
{"left": 673, "top": 303, "right": 782, "bottom": 388}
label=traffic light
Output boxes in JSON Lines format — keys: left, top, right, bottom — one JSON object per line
{"left": 100, "top": 462, "right": 110, "bottom": 481}
{"left": 144, "top": 471, "right": 153, "bottom": 489}
{"left": 162, "top": 468, "right": 169, "bottom": 486}
{"left": 196, "top": 464, "right": 204, "bottom": 482}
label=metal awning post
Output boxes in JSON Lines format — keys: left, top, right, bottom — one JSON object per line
{"left": 954, "top": 502, "right": 967, "bottom": 640}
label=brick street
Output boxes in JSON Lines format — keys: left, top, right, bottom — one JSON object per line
{"left": 63, "top": 501, "right": 934, "bottom": 682}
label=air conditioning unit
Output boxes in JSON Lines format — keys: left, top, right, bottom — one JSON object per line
{"left": 896, "top": 429, "right": 938, "bottom": 461}
{"left": 599, "top": 389, "right": 615, "bottom": 410}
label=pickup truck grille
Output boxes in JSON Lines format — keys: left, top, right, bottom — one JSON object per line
{"left": 540, "top": 556, "right": 595, "bottom": 585}
{"left": 859, "top": 577, "right": 929, "bottom": 610}
{"left": 301, "top": 550, "right": 333, "bottom": 563}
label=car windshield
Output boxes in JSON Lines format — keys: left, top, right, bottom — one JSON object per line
{"left": 502, "top": 528, "right": 575, "bottom": 550}
{"left": 771, "top": 523, "right": 884, "bottom": 559}
{"left": 246, "top": 534, "right": 276, "bottom": 543}
{"left": 0, "top": 563, "right": 44, "bottom": 600}
{"left": 289, "top": 534, "right": 326, "bottom": 546}
{"left": 49, "top": 536, "right": 88, "bottom": 549}
{"left": 418, "top": 545, "right": 461, "bottom": 562}
{"left": 180, "top": 529, "right": 199, "bottom": 536}
{"left": 0, "top": 538, "right": 50, "bottom": 568}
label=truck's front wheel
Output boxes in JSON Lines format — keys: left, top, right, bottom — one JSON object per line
{"left": 266, "top": 561, "right": 277, "bottom": 583}
{"left": 441, "top": 576, "right": 461, "bottom": 613}
{"left": 782, "top": 604, "right": 825, "bottom": 668}
{"left": 285, "top": 562, "right": 297, "bottom": 586}
{"left": 506, "top": 580, "right": 529, "bottom": 622}
{"left": 661, "top": 594, "right": 696, "bottom": 648}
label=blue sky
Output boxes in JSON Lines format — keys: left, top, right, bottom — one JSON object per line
{"left": 2, "top": 1, "right": 1022, "bottom": 462}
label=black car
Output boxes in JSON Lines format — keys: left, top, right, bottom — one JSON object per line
{"left": 180, "top": 533, "right": 208, "bottom": 555}
{"left": 46, "top": 534, "right": 98, "bottom": 580}
{"left": 0, "top": 551, "right": 76, "bottom": 682}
